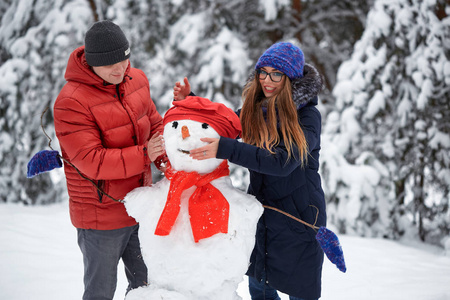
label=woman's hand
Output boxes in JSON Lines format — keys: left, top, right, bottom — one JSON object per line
{"left": 173, "top": 77, "right": 191, "bottom": 101}
{"left": 147, "top": 133, "right": 165, "bottom": 162}
{"left": 189, "top": 137, "right": 219, "bottom": 160}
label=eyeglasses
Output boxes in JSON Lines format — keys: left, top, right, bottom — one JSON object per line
{"left": 256, "top": 69, "right": 285, "bottom": 82}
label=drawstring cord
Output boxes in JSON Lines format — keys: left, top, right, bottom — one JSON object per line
{"left": 40, "top": 107, "right": 123, "bottom": 203}
{"left": 262, "top": 205, "right": 320, "bottom": 231}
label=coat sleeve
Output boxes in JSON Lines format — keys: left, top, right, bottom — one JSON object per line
{"left": 298, "top": 105, "right": 322, "bottom": 155}
{"left": 216, "top": 105, "right": 322, "bottom": 176}
{"left": 217, "top": 137, "right": 301, "bottom": 176}
{"left": 54, "top": 97, "right": 150, "bottom": 181}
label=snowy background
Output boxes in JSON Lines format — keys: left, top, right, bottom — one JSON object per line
{"left": 1, "top": 0, "right": 449, "bottom": 299}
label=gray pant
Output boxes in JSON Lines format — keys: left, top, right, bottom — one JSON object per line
{"left": 77, "top": 224, "right": 148, "bottom": 300}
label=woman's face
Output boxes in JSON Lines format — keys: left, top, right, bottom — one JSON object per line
{"left": 258, "top": 67, "right": 285, "bottom": 98}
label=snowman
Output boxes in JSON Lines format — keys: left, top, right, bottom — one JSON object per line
{"left": 124, "top": 96, "right": 263, "bottom": 300}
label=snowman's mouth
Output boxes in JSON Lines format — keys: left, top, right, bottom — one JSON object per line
{"left": 178, "top": 148, "right": 190, "bottom": 154}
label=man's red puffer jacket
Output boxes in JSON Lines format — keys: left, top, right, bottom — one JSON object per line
{"left": 54, "top": 46, "right": 164, "bottom": 230}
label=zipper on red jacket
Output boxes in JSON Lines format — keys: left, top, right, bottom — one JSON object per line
{"left": 116, "top": 84, "right": 138, "bottom": 146}
{"left": 116, "top": 84, "right": 122, "bottom": 101}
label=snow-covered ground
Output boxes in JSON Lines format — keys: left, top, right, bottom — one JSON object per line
{"left": 1, "top": 202, "right": 449, "bottom": 300}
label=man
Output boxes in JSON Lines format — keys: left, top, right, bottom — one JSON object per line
{"left": 53, "top": 20, "right": 165, "bottom": 299}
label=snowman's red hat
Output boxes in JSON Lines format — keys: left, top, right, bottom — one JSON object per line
{"left": 164, "top": 96, "right": 241, "bottom": 139}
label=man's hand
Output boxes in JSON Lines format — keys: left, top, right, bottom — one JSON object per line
{"left": 147, "top": 133, "right": 165, "bottom": 162}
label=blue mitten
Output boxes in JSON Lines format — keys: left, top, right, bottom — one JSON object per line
{"left": 27, "top": 150, "right": 62, "bottom": 178}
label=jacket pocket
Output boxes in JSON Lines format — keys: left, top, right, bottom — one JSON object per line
{"left": 97, "top": 180, "right": 105, "bottom": 203}
{"left": 307, "top": 185, "right": 326, "bottom": 227}
{"left": 279, "top": 193, "right": 316, "bottom": 242}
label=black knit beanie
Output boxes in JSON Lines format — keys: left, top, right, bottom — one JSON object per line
{"left": 84, "top": 20, "right": 130, "bottom": 67}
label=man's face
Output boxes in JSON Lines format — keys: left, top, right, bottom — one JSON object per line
{"left": 92, "top": 59, "right": 129, "bottom": 85}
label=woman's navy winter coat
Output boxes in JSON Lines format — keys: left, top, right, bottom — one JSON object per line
{"left": 216, "top": 64, "right": 326, "bottom": 299}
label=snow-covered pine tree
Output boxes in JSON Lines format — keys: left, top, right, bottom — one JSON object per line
{"left": 321, "top": 0, "right": 450, "bottom": 245}
{"left": 0, "top": 0, "right": 95, "bottom": 204}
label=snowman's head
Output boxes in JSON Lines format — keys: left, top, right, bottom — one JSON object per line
{"left": 163, "top": 96, "right": 241, "bottom": 174}
{"left": 164, "top": 119, "right": 222, "bottom": 173}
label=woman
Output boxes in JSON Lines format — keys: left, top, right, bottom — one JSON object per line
{"left": 173, "top": 42, "right": 325, "bottom": 300}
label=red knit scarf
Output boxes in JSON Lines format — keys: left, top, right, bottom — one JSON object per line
{"left": 154, "top": 160, "right": 230, "bottom": 242}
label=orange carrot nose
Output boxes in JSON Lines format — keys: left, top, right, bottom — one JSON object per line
{"left": 181, "top": 125, "right": 190, "bottom": 139}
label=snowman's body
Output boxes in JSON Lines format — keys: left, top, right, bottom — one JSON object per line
{"left": 124, "top": 118, "right": 263, "bottom": 300}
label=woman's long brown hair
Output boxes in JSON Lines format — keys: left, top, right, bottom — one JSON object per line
{"left": 240, "top": 75, "right": 308, "bottom": 164}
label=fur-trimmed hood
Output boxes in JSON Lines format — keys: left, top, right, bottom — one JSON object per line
{"left": 248, "top": 63, "right": 324, "bottom": 108}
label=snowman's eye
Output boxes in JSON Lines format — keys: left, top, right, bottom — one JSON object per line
{"left": 172, "top": 121, "right": 178, "bottom": 129}
{"left": 202, "top": 123, "right": 209, "bottom": 129}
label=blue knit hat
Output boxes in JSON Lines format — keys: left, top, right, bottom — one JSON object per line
{"left": 255, "top": 42, "right": 304, "bottom": 80}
